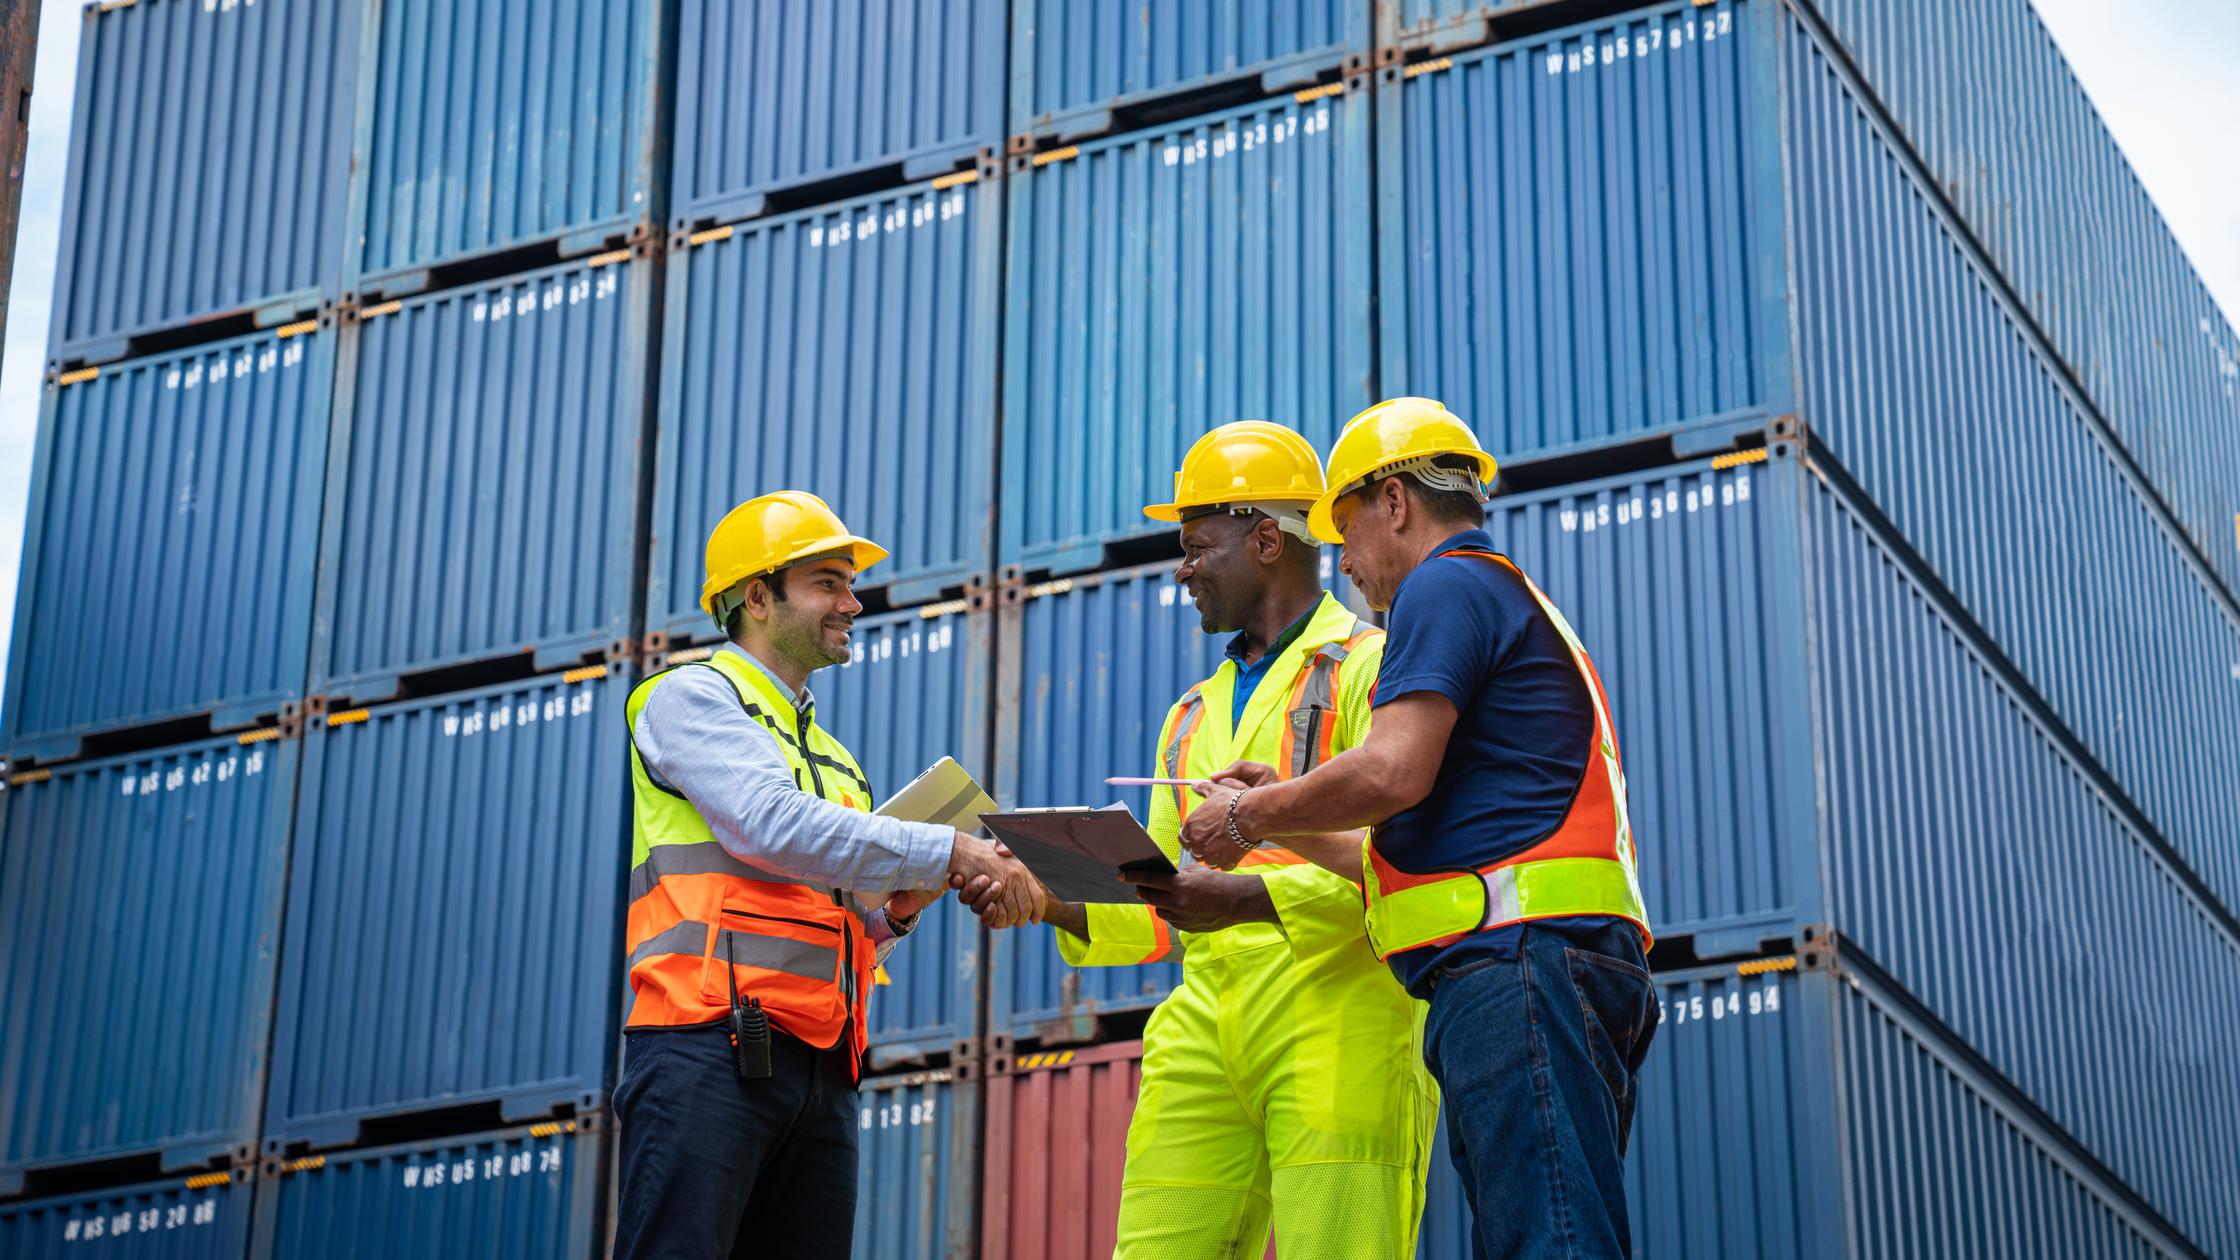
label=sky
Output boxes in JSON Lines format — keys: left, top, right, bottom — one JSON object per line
{"left": 1, "top": 0, "right": 2237, "bottom": 715}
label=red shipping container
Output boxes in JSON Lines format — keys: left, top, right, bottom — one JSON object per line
{"left": 980, "top": 1040, "right": 1277, "bottom": 1259}
{"left": 980, "top": 1041, "right": 1142, "bottom": 1260}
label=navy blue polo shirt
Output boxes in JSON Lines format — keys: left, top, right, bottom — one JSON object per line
{"left": 1371, "top": 528, "right": 1630, "bottom": 995}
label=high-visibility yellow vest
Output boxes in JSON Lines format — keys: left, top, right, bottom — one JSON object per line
{"left": 1058, "top": 593, "right": 1383, "bottom": 967}
{"left": 1362, "top": 550, "right": 1650, "bottom": 959}
{"left": 623, "top": 649, "right": 878, "bottom": 1072}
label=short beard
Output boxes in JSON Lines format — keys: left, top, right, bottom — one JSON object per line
{"left": 770, "top": 605, "right": 850, "bottom": 671}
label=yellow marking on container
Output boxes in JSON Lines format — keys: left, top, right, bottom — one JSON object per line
{"left": 96, "top": 0, "right": 137, "bottom": 11}
{"left": 666, "top": 646, "right": 716, "bottom": 665}
{"left": 1692, "top": 0, "right": 1717, "bottom": 7}
{"left": 930, "top": 169, "right": 981, "bottom": 191}
{"left": 358, "top": 300, "right": 403, "bottom": 320}
{"left": 529, "top": 1120, "right": 574, "bottom": 1138}
{"left": 1711, "top": 448, "right": 1770, "bottom": 470}
{"left": 1030, "top": 146, "right": 1079, "bottom": 168}
{"left": 585, "top": 248, "right": 632, "bottom": 268}
{"left": 1736, "top": 955, "right": 1798, "bottom": 976}
{"left": 1403, "top": 57, "right": 1453, "bottom": 79}
{"left": 1294, "top": 81, "right": 1347, "bottom": 103}
{"left": 1025, "top": 578, "right": 1075, "bottom": 599}
{"left": 7, "top": 768, "right": 51, "bottom": 786}
{"left": 274, "top": 319, "right": 320, "bottom": 339}
{"left": 562, "top": 664, "right": 609, "bottom": 685}
{"left": 326, "top": 708, "right": 371, "bottom": 727}
{"left": 236, "top": 726, "right": 283, "bottom": 745}
{"left": 687, "top": 225, "right": 735, "bottom": 247}
{"left": 281, "top": 1156, "right": 326, "bottom": 1174}
{"left": 918, "top": 598, "right": 969, "bottom": 619}
{"left": 57, "top": 366, "right": 99, "bottom": 386}
{"left": 183, "top": 1172, "right": 232, "bottom": 1190}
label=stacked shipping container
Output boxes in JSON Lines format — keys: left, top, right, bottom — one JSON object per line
{"left": 8, "top": 0, "right": 2239, "bottom": 1257}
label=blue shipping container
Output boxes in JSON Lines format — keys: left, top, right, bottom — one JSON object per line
{"left": 251, "top": 1120, "right": 605, "bottom": 1260}
{"left": 856, "top": 1068, "right": 974, "bottom": 1260}
{"left": 670, "top": 0, "right": 1003, "bottom": 227}
{"left": 0, "top": 1170, "right": 254, "bottom": 1260}
{"left": 1803, "top": 0, "right": 2240, "bottom": 604}
{"left": 264, "top": 668, "right": 626, "bottom": 1154}
{"left": 1414, "top": 960, "right": 2192, "bottom": 1259}
{"left": 650, "top": 174, "right": 998, "bottom": 641}
{"left": 1002, "top": 85, "right": 1375, "bottom": 575}
{"left": 346, "top": 0, "right": 668, "bottom": 297}
{"left": 49, "top": 0, "right": 358, "bottom": 366}
{"left": 1009, "top": 0, "right": 1368, "bottom": 143}
{"left": 314, "top": 252, "right": 653, "bottom": 702}
{"left": 1482, "top": 445, "right": 2240, "bottom": 1257}
{"left": 0, "top": 735, "right": 294, "bottom": 1191}
{"left": 1378, "top": 0, "right": 2240, "bottom": 920}
{"left": 5, "top": 326, "right": 333, "bottom": 763}
{"left": 809, "top": 601, "right": 996, "bottom": 1065}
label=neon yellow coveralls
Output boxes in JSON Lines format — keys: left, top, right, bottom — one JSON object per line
{"left": 1054, "top": 593, "right": 1439, "bottom": 1258}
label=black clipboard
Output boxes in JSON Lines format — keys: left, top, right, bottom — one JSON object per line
{"left": 977, "top": 806, "right": 1178, "bottom": 904}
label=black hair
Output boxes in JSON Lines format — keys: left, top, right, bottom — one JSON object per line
{"left": 1393, "top": 453, "right": 1487, "bottom": 528}
{"left": 721, "top": 570, "right": 789, "bottom": 640}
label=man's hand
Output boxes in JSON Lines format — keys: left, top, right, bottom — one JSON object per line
{"left": 1119, "top": 867, "right": 1276, "bottom": 934}
{"left": 1203, "top": 760, "right": 1279, "bottom": 790}
{"left": 1178, "top": 782, "right": 1253, "bottom": 870}
{"left": 948, "top": 832, "right": 1046, "bottom": 929}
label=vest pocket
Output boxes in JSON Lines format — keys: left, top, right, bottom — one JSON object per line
{"left": 697, "top": 904, "right": 847, "bottom": 1018}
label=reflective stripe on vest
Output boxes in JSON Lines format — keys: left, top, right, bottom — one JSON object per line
{"left": 622, "top": 654, "right": 878, "bottom": 1067}
{"left": 1278, "top": 623, "right": 1377, "bottom": 779}
{"left": 1363, "top": 551, "right": 1650, "bottom": 959}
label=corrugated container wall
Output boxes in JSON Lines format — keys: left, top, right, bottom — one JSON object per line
{"left": 314, "top": 253, "right": 653, "bottom": 702}
{"left": 980, "top": 1043, "right": 1143, "bottom": 1260}
{"left": 264, "top": 669, "right": 626, "bottom": 1155}
{"left": 651, "top": 176, "right": 998, "bottom": 638}
{"left": 1008, "top": 0, "right": 1367, "bottom": 142}
{"left": 807, "top": 602, "right": 995, "bottom": 1065}
{"left": 0, "top": 1171, "right": 254, "bottom": 1260}
{"left": 1378, "top": 0, "right": 2240, "bottom": 919}
{"left": 1804, "top": 0, "right": 2240, "bottom": 603}
{"left": 1002, "top": 86, "right": 1373, "bottom": 575}
{"left": 0, "top": 736, "right": 295, "bottom": 1192}
{"left": 1487, "top": 448, "right": 2240, "bottom": 1257}
{"left": 670, "top": 0, "right": 1003, "bottom": 227}
{"left": 50, "top": 0, "right": 358, "bottom": 365}
{"left": 1415, "top": 961, "right": 2193, "bottom": 1259}
{"left": 250, "top": 1121, "right": 606, "bottom": 1260}
{"left": 347, "top": 0, "right": 669, "bottom": 297}
{"left": 4, "top": 327, "right": 333, "bottom": 762}
{"left": 990, "top": 563, "right": 1231, "bottom": 1038}
{"left": 855, "top": 1069, "right": 974, "bottom": 1260}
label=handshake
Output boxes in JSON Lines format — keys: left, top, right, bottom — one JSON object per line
{"left": 881, "top": 832, "right": 1051, "bottom": 931}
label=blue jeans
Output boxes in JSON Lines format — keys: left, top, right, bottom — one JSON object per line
{"left": 1422, "top": 925, "right": 1659, "bottom": 1260}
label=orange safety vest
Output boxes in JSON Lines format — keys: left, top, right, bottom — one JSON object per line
{"left": 623, "top": 651, "right": 878, "bottom": 1072}
{"left": 1362, "top": 549, "right": 1650, "bottom": 959}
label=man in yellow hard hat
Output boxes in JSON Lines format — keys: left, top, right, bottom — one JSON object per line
{"left": 613, "top": 491, "right": 1041, "bottom": 1258}
{"left": 1181, "top": 399, "right": 1657, "bottom": 1259}
{"left": 1035, "top": 422, "right": 1439, "bottom": 1258}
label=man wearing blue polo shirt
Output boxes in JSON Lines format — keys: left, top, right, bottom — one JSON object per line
{"left": 1180, "top": 398, "right": 1657, "bottom": 1260}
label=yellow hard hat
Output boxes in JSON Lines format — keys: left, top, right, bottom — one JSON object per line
{"left": 699, "top": 491, "right": 888, "bottom": 620}
{"left": 1308, "top": 397, "right": 1498, "bottom": 543}
{"left": 1143, "top": 420, "right": 1326, "bottom": 522}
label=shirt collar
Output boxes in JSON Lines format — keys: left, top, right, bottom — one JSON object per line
{"left": 1222, "top": 600, "right": 1322, "bottom": 671}
{"left": 1432, "top": 527, "right": 1493, "bottom": 556}
{"left": 720, "top": 642, "right": 814, "bottom": 711}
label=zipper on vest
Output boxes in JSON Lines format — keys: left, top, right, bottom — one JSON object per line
{"left": 720, "top": 906, "right": 842, "bottom": 936}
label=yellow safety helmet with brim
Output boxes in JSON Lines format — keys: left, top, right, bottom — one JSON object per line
{"left": 1308, "top": 397, "right": 1498, "bottom": 544}
{"left": 700, "top": 491, "right": 888, "bottom": 629}
{"left": 1143, "top": 420, "right": 1327, "bottom": 533}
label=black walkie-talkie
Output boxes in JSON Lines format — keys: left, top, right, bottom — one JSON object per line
{"left": 725, "top": 936, "right": 772, "bottom": 1081}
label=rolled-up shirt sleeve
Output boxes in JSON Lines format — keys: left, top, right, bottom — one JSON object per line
{"left": 633, "top": 665, "right": 955, "bottom": 894}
